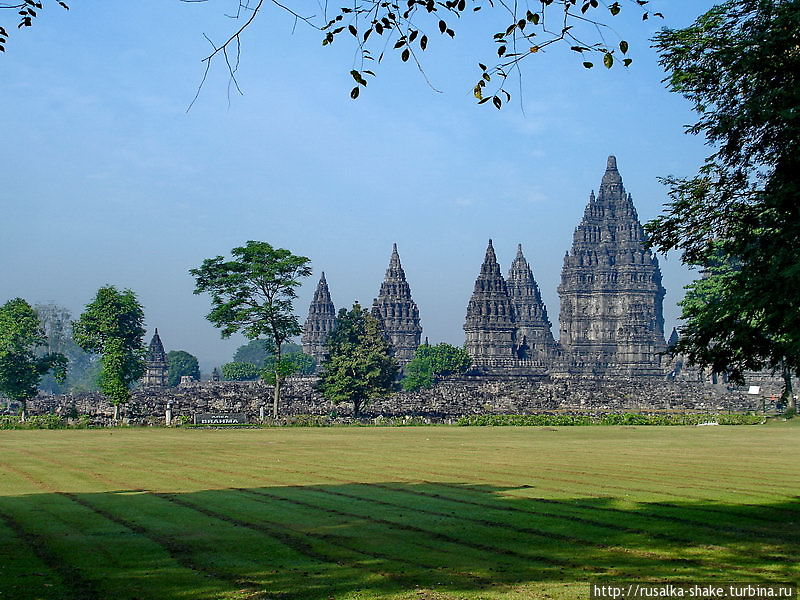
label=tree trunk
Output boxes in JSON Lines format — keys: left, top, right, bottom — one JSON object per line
{"left": 273, "top": 343, "right": 281, "bottom": 419}
{"left": 273, "top": 374, "right": 280, "bottom": 419}
{"left": 353, "top": 399, "right": 360, "bottom": 418}
{"left": 20, "top": 406, "right": 26, "bottom": 422}
{"left": 782, "top": 366, "right": 796, "bottom": 414}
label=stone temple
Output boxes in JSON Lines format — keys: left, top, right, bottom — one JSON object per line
{"left": 142, "top": 329, "right": 168, "bottom": 387}
{"left": 371, "top": 244, "right": 422, "bottom": 366}
{"left": 301, "top": 244, "right": 423, "bottom": 368}
{"left": 303, "top": 156, "right": 669, "bottom": 378}
{"left": 463, "top": 156, "right": 667, "bottom": 377}
{"left": 301, "top": 272, "right": 336, "bottom": 368}
{"left": 557, "top": 156, "right": 666, "bottom": 376}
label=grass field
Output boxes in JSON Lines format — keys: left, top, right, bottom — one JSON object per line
{"left": 0, "top": 423, "right": 798, "bottom": 600}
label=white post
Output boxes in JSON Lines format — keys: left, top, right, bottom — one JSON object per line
{"left": 166, "top": 401, "right": 173, "bottom": 427}
{"left": 259, "top": 404, "right": 265, "bottom": 422}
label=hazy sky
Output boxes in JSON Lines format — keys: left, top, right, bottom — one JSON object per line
{"left": 1, "top": 1, "right": 716, "bottom": 371}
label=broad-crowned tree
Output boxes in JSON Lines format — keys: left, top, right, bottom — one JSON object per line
{"left": 73, "top": 286, "right": 146, "bottom": 420}
{"left": 0, "top": 298, "right": 67, "bottom": 421}
{"left": 167, "top": 350, "right": 201, "bottom": 387}
{"left": 403, "top": 342, "right": 472, "bottom": 391}
{"left": 191, "top": 241, "right": 311, "bottom": 417}
{"left": 319, "top": 303, "right": 399, "bottom": 416}
{"left": 645, "top": 0, "right": 800, "bottom": 413}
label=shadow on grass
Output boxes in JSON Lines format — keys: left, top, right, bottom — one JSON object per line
{"left": 0, "top": 482, "right": 798, "bottom": 600}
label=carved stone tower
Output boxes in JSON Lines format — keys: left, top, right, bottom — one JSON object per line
{"left": 371, "top": 244, "right": 423, "bottom": 365}
{"left": 464, "top": 240, "right": 518, "bottom": 363}
{"left": 557, "top": 156, "right": 666, "bottom": 375}
{"left": 507, "top": 244, "right": 557, "bottom": 360}
{"left": 301, "top": 272, "right": 336, "bottom": 368}
{"left": 142, "top": 328, "right": 168, "bottom": 387}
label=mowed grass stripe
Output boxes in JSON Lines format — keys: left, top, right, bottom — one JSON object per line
{"left": 101, "top": 445, "right": 787, "bottom": 578}
{"left": 284, "top": 445, "right": 799, "bottom": 521}
{"left": 2, "top": 427, "right": 799, "bottom": 599}
{"left": 0, "top": 465, "right": 242, "bottom": 600}
{"left": 14, "top": 445, "right": 507, "bottom": 593}
{"left": 100, "top": 431, "right": 799, "bottom": 569}
{"left": 157, "top": 491, "right": 504, "bottom": 592}
{"left": 195, "top": 442, "right": 800, "bottom": 546}
{"left": 416, "top": 481, "right": 800, "bottom": 548}
{"left": 58, "top": 491, "right": 269, "bottom": 595}
{"left": 85, "top": 444, "right": 696, "bottom": 571}
{"left": 190, "top": 430, "right": 798, "bottom": 508}
{"left": 217, "top": 456, "right": 796, "bottom": 575}
{"left": 65, "top": 428, "right": 800, "bottom": 552}
{"left": 1, "top": 458, "right": 400, "bottom": 599}
{"left": 0, "top": 509, "right": 96, "bottom": 600}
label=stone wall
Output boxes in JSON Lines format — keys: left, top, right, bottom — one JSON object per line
{"left": 26, "top": 376, "right": 770, "bottom": 425}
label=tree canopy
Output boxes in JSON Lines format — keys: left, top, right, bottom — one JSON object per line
{"left": 645, "top": 0, "right": 800, "bottom": 412}
{"left": 0, "top": 298, "right": 67, "bottom": 420}
{"left": 73, "top": 286, "right": 146, "bottom": 419}
{"left": 190, "top": 240, "right": 312, "bottom": 417}
{"left": 1, "top": 1, "right": 658, "bottom": 109}
{"left": 403, "top": 342, "right": 472, "bottom": 391}
{"left": 221, "top": 361, "right": 261, "bottom": 381}
{"left": 167, "top": 350, "right": 201, "bottom": 387}
{"left": 318, "top": 303, "right": 399, "bottom": 415}
{"left": 233, "top": 339, "right": 303, "bottom": 367}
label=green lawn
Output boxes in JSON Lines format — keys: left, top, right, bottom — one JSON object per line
{"left": 0, "top": 423, "right": 797, "bottom": 600}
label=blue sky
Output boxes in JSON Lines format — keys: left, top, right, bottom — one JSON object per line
{"left": 1, "top": 1, "right": 716, "bottom": 371}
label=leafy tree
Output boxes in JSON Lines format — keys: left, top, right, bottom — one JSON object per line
{"left": 221, "top": 361, "right": 261, "bottom": 381}
{"left": 191, "top": 241, "right": 311, "bottom": 417}
{"left": 186, "top": 0, "right": 657, "bottom": 109}
{"left": 167, "top": 350, "right": 201, "bottom": 386}
{"left": 261, "top": 351, "right": 316, "bottom": 383}
{"left": 1, "top": 1, "right": 656, "bottom": 109}
{"left": 233, "top": 339, "right": 302, "bottom": 367}
{"left": 233, "top": 339, "right": 272, "bottom": 367}
{"left": 0, "top": 298, "right": 67, "bottom": 421}
{"left": 0, "top": 1, "right": 69, "bottom": 53}
{"left": 73, "top": 286, "right": 146, "bottom": 420}
{"left": 34, "top": 303, "right": 98, "bottom": 394}
{"left": 318, "top": 303, "right": 399, "bottom": 416}
{"left": 645, "top": 0, "right": 800, "bottom": 413}
{"left": 402, "top": 342, "right": 472, "bottom": 391}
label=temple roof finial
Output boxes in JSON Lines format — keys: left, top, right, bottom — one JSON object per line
{"left": 484, "top": 239, "right": 498, "bottom": 264}
{"left": 600, "top": 155, "right": 623, "bottom": 191}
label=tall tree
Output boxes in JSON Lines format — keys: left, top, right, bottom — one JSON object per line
{"left": 318, "top": 303, "right": 399, "bottom": 416}
{"left": 190, "top": 241, "right": 311, "bottom": 417}
{"left": 0, "top": 298, "right": 67, "bottom": 421}
{"left": 167, "top": 350, "right": 201, "bottom": 387}
{"left": 645, "top": 0, "right": 800, "bottom": 413}
{"left": 73, "top": 286, "right": 146, "bottom": 420}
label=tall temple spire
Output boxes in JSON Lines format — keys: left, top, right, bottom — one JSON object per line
{"left": 371, "top": 244, "right": 422, "bottom": 365}
{"left": 557, "top": 155, "right": 666, "bottom": 375}
{"left": 302, "top": 271, "right": 336, "bottom": 369}
{"left": 142, "top": 329, "right": 168, "bottom": 387}
{"left": 506, "top": 244, "right": 556, "bottom": 360}
{"left": 464, "top": 239, "right": 517, "bottom": 362}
